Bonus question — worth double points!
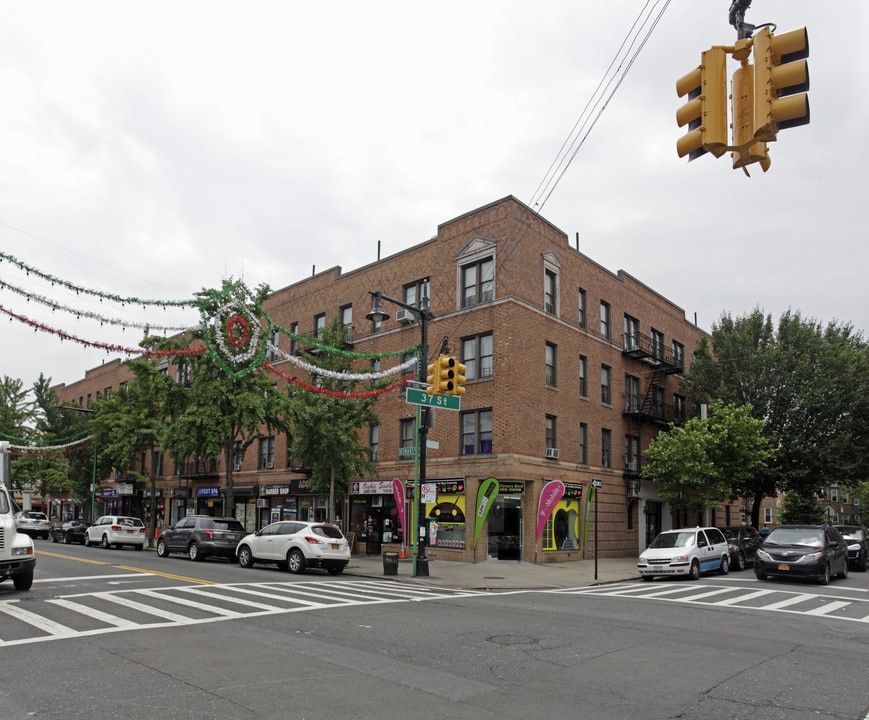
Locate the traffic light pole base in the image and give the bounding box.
[415,556,430,577]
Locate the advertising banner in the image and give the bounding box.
[392,478,406,541]
[473,477,500,547]
[535,480,565,542]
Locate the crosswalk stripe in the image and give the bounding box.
[0,600,77,637]
[48,598,140,629]
[804,600,851,616]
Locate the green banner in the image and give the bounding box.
[583,486,595,546]
[473,477,500,547]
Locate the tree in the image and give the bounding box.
[89,356,173,545]
[643,402,771,525]
[163,282,293,519]
[684,309,869,528]
[0,375,35,491]
[779,492,826,525]
[288,316,380,522]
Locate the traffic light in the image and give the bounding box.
[730,61,770,172]
[425,356,442,395]
[450,359,467,396]
[438,355,457,395]
[752,26,809,143]
[676,47,728,161]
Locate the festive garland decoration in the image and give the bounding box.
[271,321,417,360]
[199,283,269,379]
[9,435,93,456]
[0,278,193,332]
[0,429,89,445]
[0,251,197,308]
[267,345,418,381]
[263,362,415,398]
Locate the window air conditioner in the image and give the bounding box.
[545,448,560,459]
[266,461,274,469]
[395,309,415,324]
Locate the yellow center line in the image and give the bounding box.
[36,550,217,585]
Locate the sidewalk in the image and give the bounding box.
[343,552,639,590]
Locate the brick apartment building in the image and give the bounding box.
[54,195,714,563]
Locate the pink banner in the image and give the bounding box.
[392,478,406,542]
[536,480,565,542]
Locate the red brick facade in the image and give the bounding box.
[55,196,709,562]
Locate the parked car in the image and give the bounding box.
[637,527,730,581]
[833,525,869,572]
[84,515,146,550]
[50,520,92,544]
[236,520,350,575]
[157,515,247,561]
[719,526,763,571]
[754,525,849,585]
[15,511,50,539]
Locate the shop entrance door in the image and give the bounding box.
[487,495,522,560]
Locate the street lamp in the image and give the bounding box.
[366,289,433,577]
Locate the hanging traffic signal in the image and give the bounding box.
[752,26,809,143]
[450,359,467,396]
[425,356,442,395]
[730,61,770,172]
[676,47,728,161]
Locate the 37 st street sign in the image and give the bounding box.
[406,388,461,411]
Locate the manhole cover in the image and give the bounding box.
[482,576,505,580]
[487,635,538,646]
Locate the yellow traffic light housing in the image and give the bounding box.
[753,26,810,142]
[730,62,770,173]
[676,47,728,161]
[450,360,467,396]
[438,355,457,395]
[425,356,442,395]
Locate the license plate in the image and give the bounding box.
[125,529,134,534]
[331,543,339,550]
[777,564,790,571]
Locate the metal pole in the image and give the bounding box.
[594,483,599,581]
[91,443,97,523]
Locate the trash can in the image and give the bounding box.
[382,551,399,576]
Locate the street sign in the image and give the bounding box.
[406,388,461,411]
[591,479,603,489]
[398,447,417,457]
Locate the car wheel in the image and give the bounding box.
[156,539,168,558]
[755,572,767,581]
[237,545,255,568]
[287,549,306,574]
[735,551,746,571]
[818,563,831,585]
[50,533,58,543]
[82,535,90,547]
[859,551,868,572]
[718,555,730,575]
[641,575,654,582]
[688,560,700,580]
[13,569,34,592]
[838,559,848,580]
[188,542,202,562]
[64,533,72,544]
[326,565,345,575]
[101,534,110,549]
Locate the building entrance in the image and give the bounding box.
[487,495,522,560]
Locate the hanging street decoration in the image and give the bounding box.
[1,252,421,398]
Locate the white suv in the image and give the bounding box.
[15,511,50,539]
[84,515,147,550]
[638,527,730,581]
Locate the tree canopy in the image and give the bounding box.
[683,309,869,528]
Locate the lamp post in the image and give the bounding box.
[366,289,433,577]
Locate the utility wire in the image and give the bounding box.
[529,0,671,213]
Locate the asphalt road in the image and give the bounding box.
[2,541,868,720]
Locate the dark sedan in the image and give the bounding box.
[754,525,849,585]
[719,526,762,571]
[50,520,93,544]
[833,525,869,572]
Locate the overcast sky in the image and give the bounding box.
[2,1,866,395]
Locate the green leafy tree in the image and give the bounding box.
[779,492,826,525]
[684,309,869,528]
[0,375,35,491]
[89,356,174,545]
[288,316,380,522]
[644,402,771,525]
[163,282,293,518]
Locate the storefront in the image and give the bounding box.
[485,481,524,560]
[258,479,327,531]
[350,480,403,556]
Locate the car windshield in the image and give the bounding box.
[118,517,143,527]
[214,520,245,532]
[765,528,823,547]
[649,531,696,549]
[835,527,862,541]
[28,513,47,520]
[721,528,736,540]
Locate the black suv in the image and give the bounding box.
[833,525,869,572]
[719,526,763,570]
[157,515,246,562]
[754,524,849,585]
